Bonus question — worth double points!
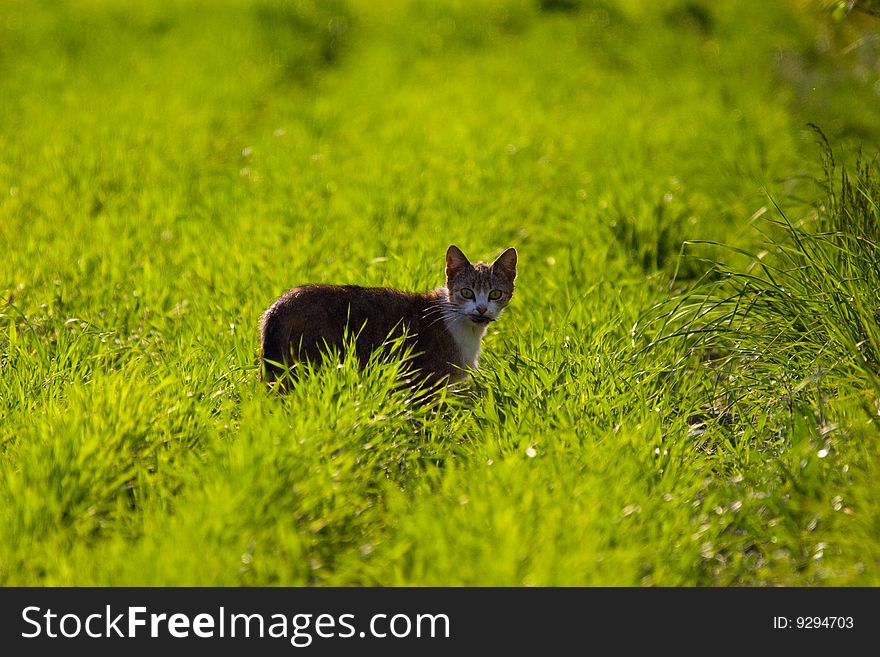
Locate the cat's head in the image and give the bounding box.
[444,245,517,325]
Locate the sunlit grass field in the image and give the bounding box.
[1,0,879,585]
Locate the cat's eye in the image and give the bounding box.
[460,288,475,299]
[488,290,503,301]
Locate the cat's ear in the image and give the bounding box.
[492,247,517,282]
[446,245,472,279]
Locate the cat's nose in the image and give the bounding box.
[476,304,487,314]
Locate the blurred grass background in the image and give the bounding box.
[0,0,878,585]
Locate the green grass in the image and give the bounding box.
[1,0,879,585]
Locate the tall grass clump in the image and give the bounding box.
[654,136,880,417]
[634,137,880,585]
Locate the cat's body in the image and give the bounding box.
[259,245,517,389]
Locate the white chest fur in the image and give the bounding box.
[445,315,487,375]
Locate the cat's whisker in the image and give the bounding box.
[421,306,455,324]
[425,308,460,330]
[421,306,450,320]
[424,313,452,330]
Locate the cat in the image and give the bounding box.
[259,245,517,389]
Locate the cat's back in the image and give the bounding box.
[259,283,442,381]
[264,283,433,327]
